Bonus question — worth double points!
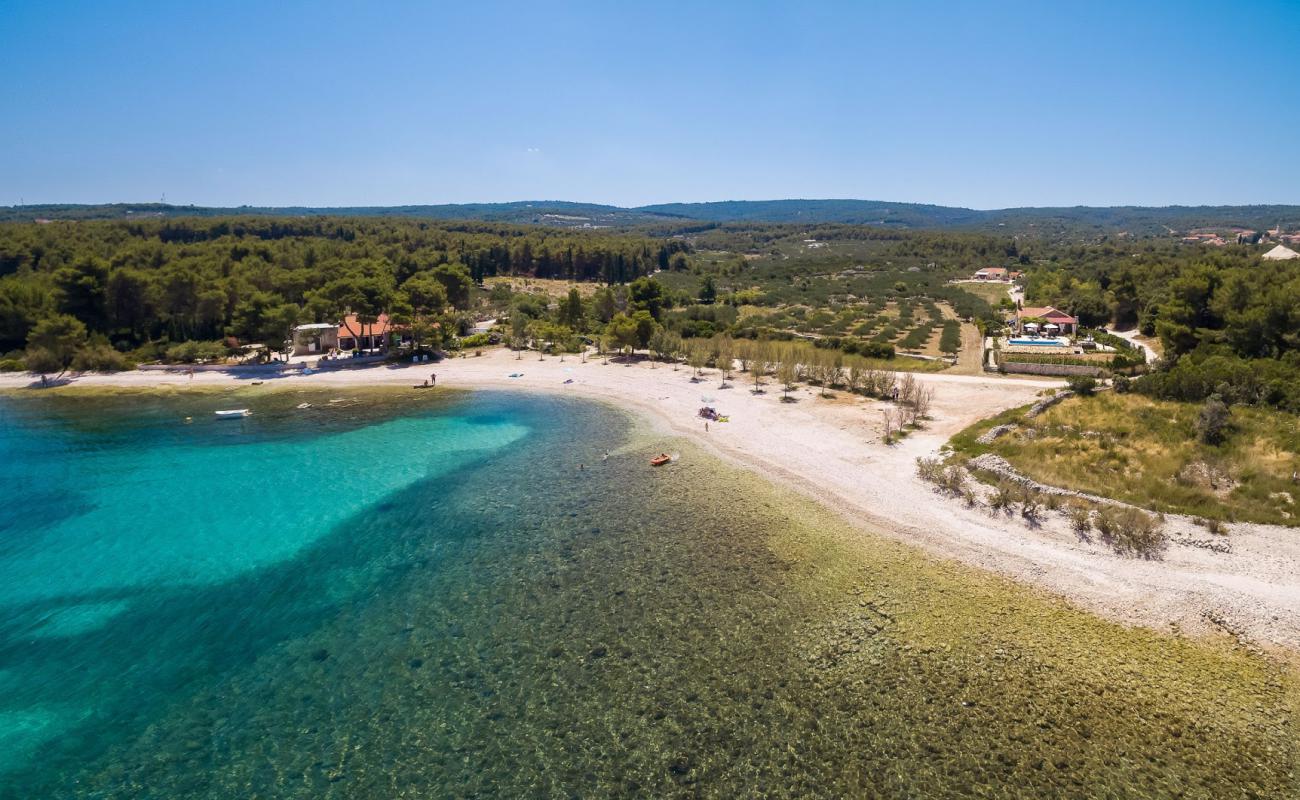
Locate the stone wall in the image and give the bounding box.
[998,361,1105,378]
[967,453,1114,504]
[1025,389,1075,418]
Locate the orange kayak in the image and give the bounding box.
[650,454,671,466]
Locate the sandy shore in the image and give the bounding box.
[4,351,1298,653]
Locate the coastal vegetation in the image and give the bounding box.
[0,217,682,368]
[7,210,1300,437]
[950,392,1300,526]
[915,454,1169,557]
[0,217,1000,375]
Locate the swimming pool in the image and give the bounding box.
[1008,338,1066,346]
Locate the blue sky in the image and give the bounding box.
[1,0,1297,209]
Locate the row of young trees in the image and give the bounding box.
[585,330,933,419]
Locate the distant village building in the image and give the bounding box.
[1262,244,1300,261]
[972,267,1023,281]
[1182,231,1228,246]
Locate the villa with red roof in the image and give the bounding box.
[292,313,409,355]
[972,266,1023,281]
[1013,306,1078,335]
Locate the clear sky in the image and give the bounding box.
[2,0,1297,209]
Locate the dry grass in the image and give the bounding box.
[952,393,1300,526]
[482,276,602,299]
[955,281,1015,306]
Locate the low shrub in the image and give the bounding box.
[164,340,230,364]
[1094,506,1118,538]
[0,358,25,372]
[1021,491,1042,523]
[1095,506,1165,557]
[1068,502,1093,533]
[1195,517,1228,535]
[990,482,1017,514]
[1195,396,1231,445]
[915,457,944,484]
[1067,375,1098,396]
[457,332,493,349]
[70,341,133,372]
[24,348,62,374]
[938,466,968,495]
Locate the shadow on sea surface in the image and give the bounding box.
[0,388,1295,799]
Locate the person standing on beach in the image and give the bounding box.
[430,373,436,386]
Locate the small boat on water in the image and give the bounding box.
[650,453,671,467]
[215,409,251,419]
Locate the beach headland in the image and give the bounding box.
[4,348,1299,656]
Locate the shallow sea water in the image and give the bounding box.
[0,387,1294,798]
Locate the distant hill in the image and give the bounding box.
[0,201,680,227]
[4,199,1299,239]
[636,199,984,227]
[637,200,1300,237]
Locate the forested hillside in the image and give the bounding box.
[1024,243,1300,410]
[0,202,681,226]
[0,217,683,366]
[6,200,1299,241]
[6,211,1299,414]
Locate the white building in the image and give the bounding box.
[1262,244,1300,261]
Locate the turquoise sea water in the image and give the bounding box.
[0,389,554,795]
[0,388,1294,798]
